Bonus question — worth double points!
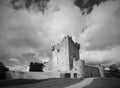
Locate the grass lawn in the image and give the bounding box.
[0,77,120,88]
[0,78,83,88]
[83,77,120,88]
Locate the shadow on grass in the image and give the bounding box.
[0,78,83,88]
[0,79,48,87]
[31,78,83,88]
[83,77,120,88]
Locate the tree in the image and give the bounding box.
[0,62,9,80]
[29,62,45,72]
[109,64,120,77]
[109,64,119,72]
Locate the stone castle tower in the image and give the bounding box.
[6,35,101,79]
[51,35,84,77]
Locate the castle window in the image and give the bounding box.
[57,49,60,52]
[52,46,55,51]
[75,58,77,61]
[73,54,76,58]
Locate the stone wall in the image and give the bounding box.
[68,36,80,70]
[5,36,102,80]
[84,65,101,77]
[51,36,101,78]
[6,65,101,79]
[6,71,60,79]
[52,35,80,72]
[52,36,69,71]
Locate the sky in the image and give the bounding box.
[0,0,120,71]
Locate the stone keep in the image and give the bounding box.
[51,35,84,76]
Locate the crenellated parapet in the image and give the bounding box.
[52,35,81,72]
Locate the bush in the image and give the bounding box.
[0,62,9,80]
[29,62,44,72]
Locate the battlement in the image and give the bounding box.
[52,35,81,71]
[52,35,71,51]
[66,35,80,49]
[51,35,80,51]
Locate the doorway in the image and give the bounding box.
[74,73,77,78]
[65,73,71,78]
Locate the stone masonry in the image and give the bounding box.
[51,35,85,78]
[6,35,102,79]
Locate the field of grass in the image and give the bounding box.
[0,77,120,88]
[83,77,120,88]
[0,78,83,88]
[66,77,120,88]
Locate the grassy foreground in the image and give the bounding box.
[0,78,82,88]
[83,77,120,88]
[0,77,120,88]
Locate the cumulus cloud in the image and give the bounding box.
[0,0,84,67]
[80,1,120,65]
[0,0,120,71]
[9,64,29,72]
[8,58,20,64]
[81,46,120,65]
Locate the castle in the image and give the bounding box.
[6,35,103,79]
[51,35,102,78]
[51,35,84,78]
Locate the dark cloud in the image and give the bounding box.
[0,4,50,66]
[114,7,120,17]
[80,1,120,65]
[74,0,108,14]
[87,30,120,51]
[85,1,120,51]
[10,0,50,13]
[0,0,120,70]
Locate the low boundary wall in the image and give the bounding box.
[6,71,60,79]
[6,65,102,79]
[84,65,101,77]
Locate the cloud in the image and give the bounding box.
[81,46,120,66]
[8,58,20,64]
[80,1,120,65]
[9,64,29,72]
[0,0,120,70]
[80,1,120,50]
[0,0,85,67]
